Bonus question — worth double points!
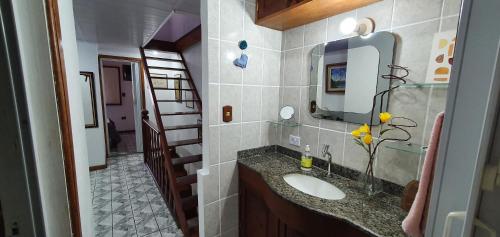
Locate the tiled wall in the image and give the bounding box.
[278,0,460,187]
[202,0,461,236]
[203,0,282,236]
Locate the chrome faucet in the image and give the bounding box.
[322,144,333,177]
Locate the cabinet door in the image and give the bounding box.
[240,181,280,237]
[256,0,307,19]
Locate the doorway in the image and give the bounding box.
[98,55,145,155]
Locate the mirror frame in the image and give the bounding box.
[308,32,396,125]
[80,71,99,128]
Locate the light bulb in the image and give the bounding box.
[340,18,358,35]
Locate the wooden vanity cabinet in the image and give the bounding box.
[255,0,380,31]
[239,164,370,237]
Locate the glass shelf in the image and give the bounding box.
[396,82,449,88]
[384,141,428,155]
[267,120,301,127]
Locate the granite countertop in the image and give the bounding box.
[237,146,408,237]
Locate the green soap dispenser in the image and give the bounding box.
[301,145,312,171]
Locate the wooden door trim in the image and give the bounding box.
[98,54,146,159]
[44,0,81,236]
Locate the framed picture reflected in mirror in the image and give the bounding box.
[325,62,347,93]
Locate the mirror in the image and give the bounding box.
[308,32,395,125]
[280,106,295,120]
[80,71,98,128]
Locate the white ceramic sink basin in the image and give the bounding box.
[283,173,346,200]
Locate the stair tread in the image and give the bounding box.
[169,138,202,147]
[150,76,189,80]
[148,66,186,71]
[166,124,201,130]
[157,99,200,102]
[176,174,197,186]
[172,155,203,166]
[161,112,201,116]
[181,195,198,211]
[145,56,183,63]
[153,87,193,91]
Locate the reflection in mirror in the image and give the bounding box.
[309,32,395,125]
[80,71,98,128]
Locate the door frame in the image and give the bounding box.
[45,0,81,236]
[97,55,145,158]
[425,0,500,235]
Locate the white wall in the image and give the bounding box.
[58,0,95,235]
[77,41,107,167]
[103,61,136,132]
[183,42,202,97]
[11,0,72,236]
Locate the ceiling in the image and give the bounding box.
[73,0,200,47]
[153,12,200,42]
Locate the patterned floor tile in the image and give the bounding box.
[95,224,113,237]
[160,225,183,237]
[91,153,182,237]
[153,210,176,230]
[135,214,159,236]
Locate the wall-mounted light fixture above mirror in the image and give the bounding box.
[308,31,395,125]
[80,71,99,128]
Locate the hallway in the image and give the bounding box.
[90,153,182,237]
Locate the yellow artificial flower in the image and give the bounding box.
[359,123,370,134]
[351,129,361,138]
[379,112,392,123]
[363,134,373,145]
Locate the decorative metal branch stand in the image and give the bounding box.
[357,65,417,196]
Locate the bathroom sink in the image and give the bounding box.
[283,173,346,200]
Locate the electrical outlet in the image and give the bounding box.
[289,135,301,147]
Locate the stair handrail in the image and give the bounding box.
[140,47,191,235]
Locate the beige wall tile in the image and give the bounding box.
[204,165,220,204]
[243,47,263,85]
[220,124,242,162]
[207,0,219,39]
[220,41,242,84]
[209,126,220,165]
[208,39,220,83]
[209,84,219,125]
[392,0,443,27]
[219,85,242,123]
[304,19,327,46]
[242,86,262,122]
[204,201,220,237]
[357,0,394,31]
[263,51,281,86]
[300,126,320,157]
[219,161,238,198]
[393,20,440,83]
[284,26,304,50]
[241,122,261,150]
[443,0,462,16]
[261,87,279,121]
[220,0,243,42]
[220,195,239,232]
[318,129,345,164]
[283,49,303,86]
[375,146,419,186]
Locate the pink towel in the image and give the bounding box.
[402,112,445,237]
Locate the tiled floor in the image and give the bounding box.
[90,153,182,237]
[112,132,137,153]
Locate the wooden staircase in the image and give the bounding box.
[140,46,201,237]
